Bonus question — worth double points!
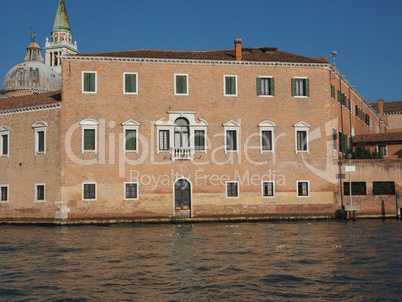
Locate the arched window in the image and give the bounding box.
[174,118,189,148]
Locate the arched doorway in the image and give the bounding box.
[174,178,191,218]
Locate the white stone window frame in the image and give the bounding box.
[174,73,189,96]
[155,111,208,154]
[226,181,239,198]
[377,144,388,157]
[0,184,9,203]
[293,77,308,98]
[258,76,274,97]
[80,119,99,154]
[35,183,46,203]
[223,120,240,154]
[82,71,97,94]
[297,180,310,198]
[32,121,47,155]
[123,72,138,95]
[0,125,10,158]
[122,119,140,154]
[223,75,238,96]
[293,121,310,154]
[259,121,275,153]
[82,182,97,201]
[261,181,275,198]
[124,182,139,200]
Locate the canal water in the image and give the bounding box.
[0,220,401,301]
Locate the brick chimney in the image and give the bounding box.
[377,99,384,116]
[234,38,242,61]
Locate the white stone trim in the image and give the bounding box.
[377,144,388,157]
[122,119,140,154]
[35,183,46,203]
[123,72,138,95]
[174,73,189,95]
[0,184,9,203]
[124,182,139,200]
[257,76,274,97]
[82,182,97,201]
[0,103,60,116]
[0,125,10,158]
[262,181,275,198]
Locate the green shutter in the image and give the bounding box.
[195,130,205,151]
[256,78,261,95]
[225,77,236,95]
[84,129,95,151]
[125,130,136,151]
[38,131,45,152]
[225,77,231,95]
[291,79,296,96]
[125,74,137,93]
[331,85,335,99]
[270,78,275,96]
[230,77,236,95]
[305,79,309,97]
[176,75,187,94]
[84,73,90,91]
[349,137,353,150]
[89,73,95,92]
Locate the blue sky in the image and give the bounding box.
[1,0,401,102]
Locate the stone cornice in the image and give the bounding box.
[0,103,61,116]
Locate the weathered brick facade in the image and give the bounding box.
[1,40,399,221]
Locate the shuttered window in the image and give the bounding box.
[333,128,337,151]
[84,129,96,151]
[194,130,205,151]
[257,77,274,96]
[175,75,188,94]
[331,84,335,99]
[83,72,96,92]
[292,78,309,96]
[125,130,137,151]
[124,73,137,93]
[224,76,237,95]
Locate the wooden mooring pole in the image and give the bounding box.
[396,192,401,219]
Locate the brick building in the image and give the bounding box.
[0,1,399,222]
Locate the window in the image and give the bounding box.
[292,78,309,97]
[226,182,239,198]
[122,119,140,153]
[80,119,99,153]
[174,118,190,148]
[331,84,335,99]
[0,185,8,203]
[333,128,338,151]
[83,183,96,200]
[373,182,395,195]
[224,75,237,96]
[344,182,366,195]
[159,130,170,151]
[175,74,188,95]
[297,181,309,197]
[377,144,388,157]
[339,131,347,154]
[35,184,45,202]
[262,181,274,197]
[226,130,237,151]
[294,121,309,153]
[124,73,138,94]
[0,126,10,157]
[125,182,138,199]
[261,131,273,151]
[82,71,97,93]
[257,77,274,96]
[32,121,47,155]
[194,130,205,151]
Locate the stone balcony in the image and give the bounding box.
[171,147,194,161]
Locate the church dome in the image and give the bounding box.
[1,41,61,95]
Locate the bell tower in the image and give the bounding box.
[44,0,78,74]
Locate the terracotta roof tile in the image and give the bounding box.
[73,47,328,64]
[0,91,61,111]
[370,101,402,113]
[353,132,402,143]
